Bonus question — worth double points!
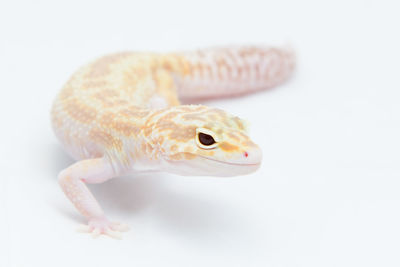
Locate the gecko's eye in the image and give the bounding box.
[199,133,215,146]
[196,128,218,149]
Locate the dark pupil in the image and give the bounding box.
[198,132,216,146]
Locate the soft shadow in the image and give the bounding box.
[92,175,249,243]
[152,190,248,243]
[91,175,246,236]
[91,174,162,214]
[46,143,75,176]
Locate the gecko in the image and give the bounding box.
[51,46,295,239]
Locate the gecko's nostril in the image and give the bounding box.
[244,151,249,158]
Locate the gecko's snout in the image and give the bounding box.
[242,145,262,166]
[226,144,262,167]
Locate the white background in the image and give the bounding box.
[1,0,400,266]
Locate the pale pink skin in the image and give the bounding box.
[52,46,295,238]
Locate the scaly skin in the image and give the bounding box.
[51,46,295,238]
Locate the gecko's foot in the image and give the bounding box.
[77,216,130,239]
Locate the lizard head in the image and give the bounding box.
[146,105,262,176]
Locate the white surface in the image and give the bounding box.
[1,0,400,266]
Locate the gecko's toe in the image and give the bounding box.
[77,217,129,239]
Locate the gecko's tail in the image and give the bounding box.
[172,45,295,101]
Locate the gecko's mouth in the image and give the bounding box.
[196,154,261,167]
[162,152,261,177]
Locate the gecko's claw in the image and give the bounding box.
[76,217,128,239]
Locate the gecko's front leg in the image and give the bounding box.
[58,157,129,239]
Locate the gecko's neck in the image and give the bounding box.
[111,106,179,174]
